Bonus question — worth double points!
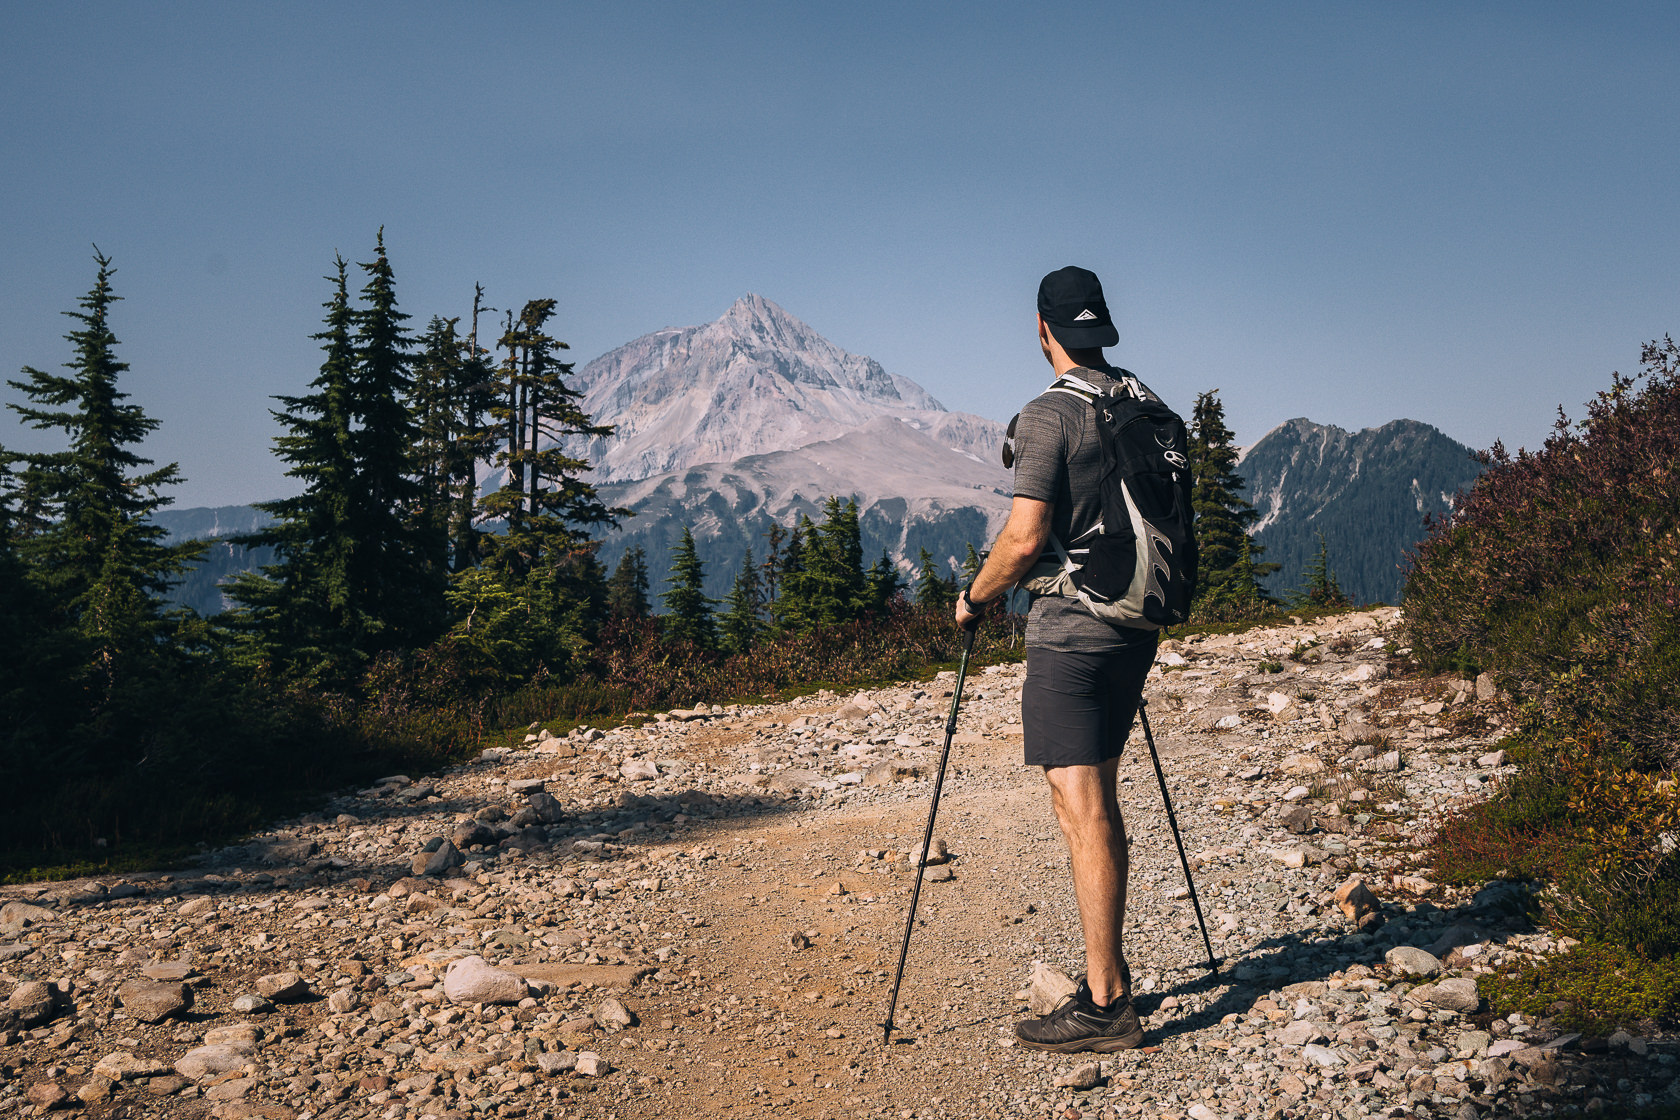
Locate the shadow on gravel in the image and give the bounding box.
[1134,879,1537,1042]
[28,778,812,908]
[1127,882,1680,1116]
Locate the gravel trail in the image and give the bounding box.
[3,608,1676,1119]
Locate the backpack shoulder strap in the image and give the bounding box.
[1043,373,1102,401]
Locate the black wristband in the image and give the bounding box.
[962,585,990,610]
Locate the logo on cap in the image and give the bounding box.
[1073,309,1098,321]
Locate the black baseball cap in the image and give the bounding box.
[1037,266,1118,349]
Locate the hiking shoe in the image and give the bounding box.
[1014,981,1144,1053]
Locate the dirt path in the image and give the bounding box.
[4,610,1677,1120]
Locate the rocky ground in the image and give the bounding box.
[3,608,1677,1120]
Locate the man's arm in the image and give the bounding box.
[954,496,1053,628]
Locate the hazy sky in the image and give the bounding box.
[4,3,1677,507]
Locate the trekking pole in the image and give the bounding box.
[882,622,978,1046]
[1137,697,1221,973]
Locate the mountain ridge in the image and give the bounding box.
[1236,416,1483,606]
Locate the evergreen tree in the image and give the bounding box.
[447,285,501,571]
[1189,389,1277,614]
[411,313,466,574]
[0,449,55,733]
[479,298,623,577]
[760,522,787,602]
[6,251,205,701]
[720,547,765,653]
[865,549,905,614]
[606,547,652,620]
[661,527,717,649]
[777,498,867,631]
[960,542,983,586]
[346,229,439,648]
[914,547,957,609]
[767,520,807,631]
[1294,532,1349,609]
[226,257,359,676]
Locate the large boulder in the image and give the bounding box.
[443,955,527,1006]
[117,979,192,1023]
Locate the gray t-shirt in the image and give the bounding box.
[1011,365,1159,653]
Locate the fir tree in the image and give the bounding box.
[1294,532,1349,609]
[760,522,787,602]
[226,257,359,676]
[479,298,623,577]
[777,498,867,631]
[767,521,807,631]
[914,547,957,609]
[411,313,465,573]
[865,549,905,614]
[662,527,717,649]
[606,547,652,620]
[720,547,765,653]
[346,229,439,649]
[6,250,205,701]
[1189,389,1277,615]
[960,542,983,586]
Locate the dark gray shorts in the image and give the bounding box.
[1021,640,1158,768]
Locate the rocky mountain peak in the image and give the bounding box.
[557,296,961,484]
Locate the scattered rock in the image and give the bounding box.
[595,997,636,1030]
[0,901,57,925]
[574,1050,610,1077]
[94,1052,172,1081]
[1028,962,1078,1015]
[27,1082,70,1110]
[411,839,465,877]
[1053,1062,1102,1089]
[254,971,311,1002]
[443,955,527,1005]
[116,979,192,1023]
[5,980,58,1027]
[1384,945,1443,977]
[229,994,273,1014]
[176,1044,255,1081]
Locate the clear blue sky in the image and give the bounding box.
[4,2,1676,507]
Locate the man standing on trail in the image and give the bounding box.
[955,266,1177,1053]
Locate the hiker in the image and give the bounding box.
[956,265,1193,1052]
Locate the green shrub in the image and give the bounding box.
[1404,338,1680,768]
[1478,942,1680,1034]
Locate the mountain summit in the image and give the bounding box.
[565,295,994,484]
[570,296,1010,593]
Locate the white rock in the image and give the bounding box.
[619,758,660,781]
[443,955,528,1005]
[175,1044,254,1081]
[1027,962,1078,1014]
[1282,786,1311,802]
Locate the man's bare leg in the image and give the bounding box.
[1044,757,1129,1007]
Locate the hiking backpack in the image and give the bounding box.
[1016,371,1197,629]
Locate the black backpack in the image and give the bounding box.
[1018,371,1198,629]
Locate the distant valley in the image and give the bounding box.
[154,297,1482,614]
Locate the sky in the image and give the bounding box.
[3,2,1678,508]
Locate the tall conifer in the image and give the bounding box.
[606,547,652,620]
[720,547,765,653]
[661,527,717,649]
[1189,389,1277,615]
[6,251,204,700]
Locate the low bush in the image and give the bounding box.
[1478,943,1680,1035]
[1405,338,1680,768]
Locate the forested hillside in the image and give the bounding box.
[1237,418,1483,605]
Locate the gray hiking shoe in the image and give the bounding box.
[1013,980,1144,1053]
